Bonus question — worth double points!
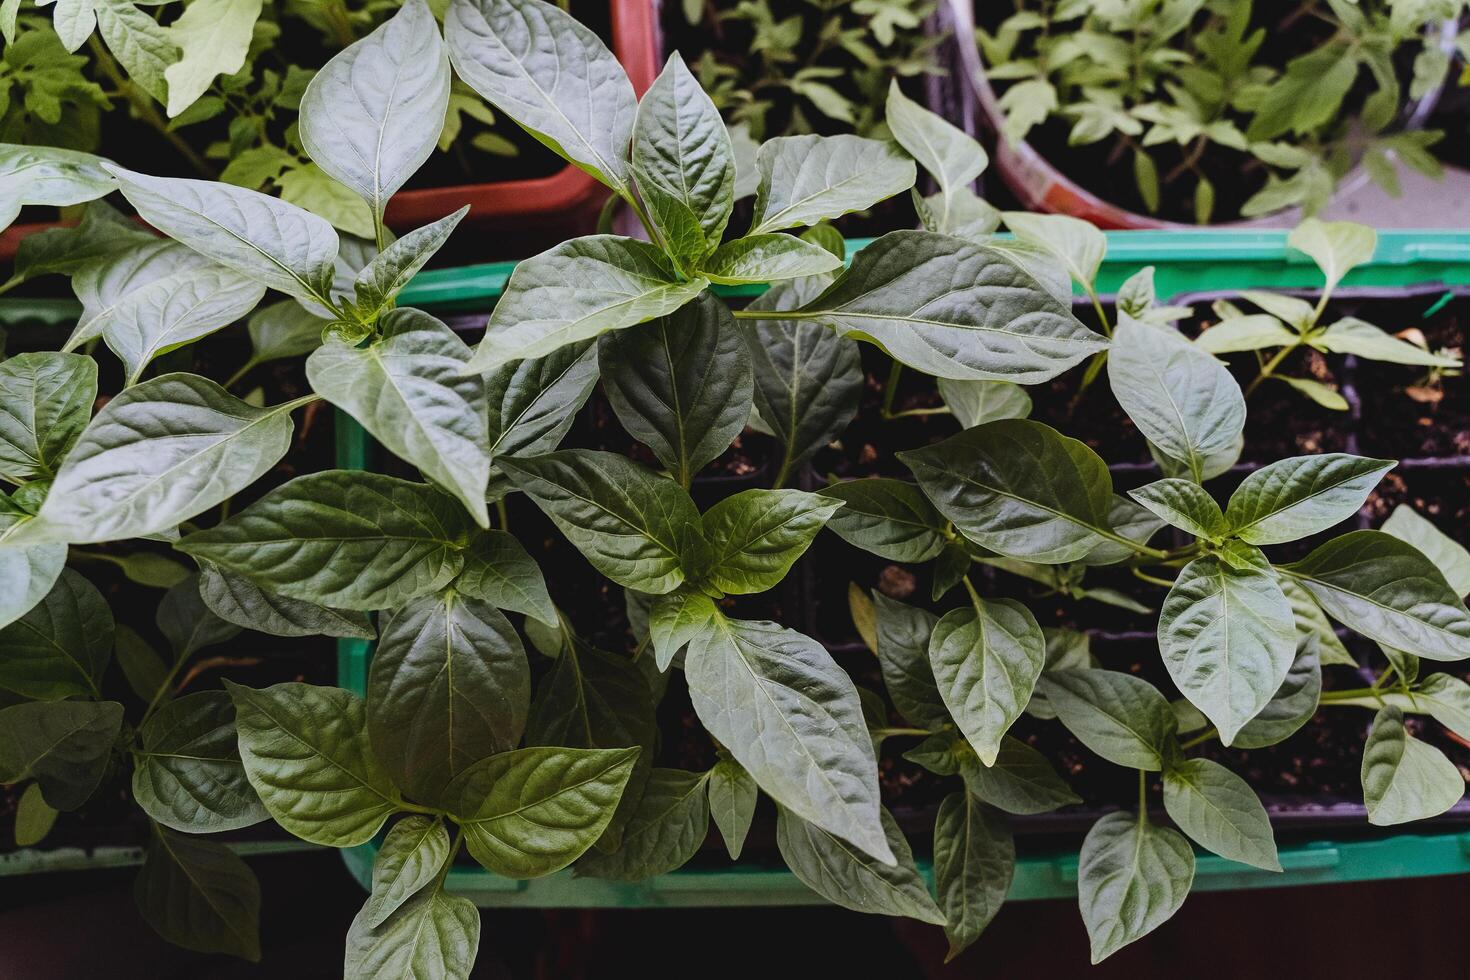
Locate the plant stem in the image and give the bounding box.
[1180,728,1217,750]
[961,574,983,612]
[1244,344,1297,398]
[879,361,903,419]
[87,37,214,179]
[223,358,260,391]
[1319,687,1387,704]
[871,727,932,738]
[1087,287,1111,339]
[1137,768,1147,820]
[0,275,23,298]
[1131,567,1177,589]
[495,498,510,532]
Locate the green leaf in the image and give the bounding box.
[1383,505,1470,598]
[1288,218,1375,294]
[1039,669,1177,770]
[885,81,987,236]
[0,352,96,483]
[1108,319,1244,482]
[598,292,751,485]
[700,489,840,594]
[821,478,946,563]
[101,265,266,385]
[197,561,375,639]
[1226,454,1395,545]
[133,690,267,834]
[499,450,701,594]
[353,209,469,321]
[1233,632,1323,748]
[0,569,111,700]
[707,756,757,859]
[1315,317,1461,368]
[12,376,293,545]
[180,471,473,611]
[632,52,734,267]
[14,782,59,847]
[1195,314,1297,355]
[686,616,890,863]
[928,599,1045,765]
[742,277,862,484]
[156,574,237,661]
[94,0,176,103]
[465,236,707,371]
[445,0,635,194]
[1078,812,1195,963]
[1361,705,1464,825]
[873,592,948,731]
[484,340,600,494]
[648,591,718,670]
[936,378,1031,429]
[360,816,450,929]
[13,200,153,283]
[446,745,639,877]
[1000,211,1106,291]
[795,230,1105,382]
[577,768,709,879]
[277,163,376,239]
[135,825,261,962]
[369,591,529,803]
[163,0,262,117]
[1240,290,1316,329]
[934,792,1013,961]
[900,419,1114,564]
[309,308,490,526]
[0,699,122,809]
[956,735,1081,815]
[227,681,400,846]
[1160,551,1296,744]
[1279,375,1350,411]
[1128,479,1227,539]
[749,134,915,235]
[66,242,217,352]
[700,234,842,285]
[0,145,116,230]
[1281,577,1356,668]
[101,552,192,589]
[344,879,478,980]
[1281,530,1470,661]
[299,0,448,222]
[114,624,167,701]
[777,805,944,922]
[1163,757,1280,871]
[1077,495,1167,567]
[104,166,339,307]
[453,530,556,626]
[0,519,66,633]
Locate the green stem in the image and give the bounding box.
[1095,527,1170,561]
[1137,768,1147,821]
[1180,728,1217,750]
[223,358,261,391]
[961,574,982,612]
[1319,687,1387,704]
[1087,287,1111,338]
[1244,344,1298,398]
[871,727,932,738]
[141,653,190,726]
[495,498,510,532]
[0,275,23,298]
[88,37,214,179]
[1131,567,1177,589]
[880,361,903,419]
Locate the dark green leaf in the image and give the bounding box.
[1226,454,1394,545]
[821,479,946,562]
[1078,812,1194,963]
[0,699,123,810]
[929,600,1045,765]
[133,690,267,833]
[776,806,945,923]
[135,825,261,961]
[934,792,1013,961]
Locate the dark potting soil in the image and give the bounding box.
[1352,293,1469,459]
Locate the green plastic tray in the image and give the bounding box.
[327,228,1470,907]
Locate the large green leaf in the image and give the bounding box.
[1108,319,1244,482]
[95,0,176,103]
[1038,669,1177,770]
[707,756,757,859]
[0,516,66,632]
[1000,211,1106,291]
[699,234,842,285]
[1281,530,1470,661]
[928,600,1045,765]
[498,450,701,594]
[466,236,707,371]
[1226,454,1394,545]
[577,768,710,879]
[308,308,490,526]
[631,52,734,267]
[133,690,268,834]
[65,241,217,352]
[0,352,96,484]
[648,590,718,670]
[134,825,261,962]
[1289,218,1375,294]
[227,681,400,846]
[1316,317,1462,368]
[934,792,1013,961]
[792,231,1105,382]
[1127,479,1227,540]
[105,167,339,307]
[776,805,945,923]
[1159,551,1296,745]
[352,210,468,322]
[299,0,449,225]
[1382,505,1470,598]
[955,734,1081,815]
[161,0,261,117]
[0,568,111,700]
[103,264,265,385]
[445,0,635,194]
[741,275,862,485]
[685,616,890,862]
[21,375,296,545]
[157,573,242,659]
[359,816,450,929]
[179,471,474,611]
[369,591,529,803]
[936,378,1031,429]
[1162,757,1280,871]
[1232,632,1322,749]
[446,745,639,877]
[1280,576,1355,667]
[598,292,751,485]
[0,144,116,230]
[1361,705,1464,825]
[700,489,840,594]
[12,200,153,284]
[1078,812,1195,963]
[452,530,556,626]
[873,592,947,731]
[344,880,478,980]
[748,134,915,235]
[197,561,375,639]
[900,419,1114,564]
[821,479,946,563]
[483,340,599,498]
[0,699,123,810]
[885,81,987,237]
